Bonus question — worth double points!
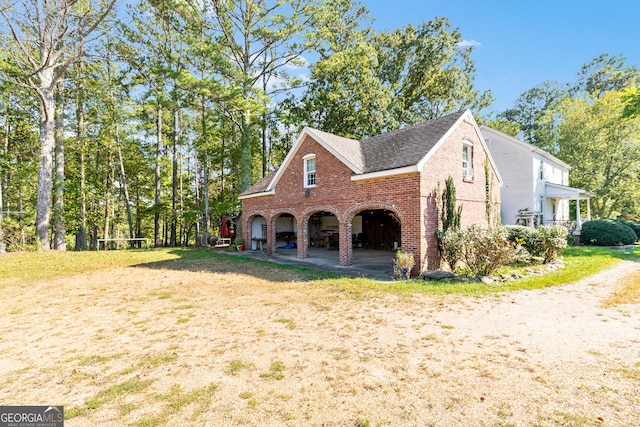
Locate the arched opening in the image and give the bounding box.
[352,209,402,261]
[308,211,340,250]
[273,213,297,252]
[248,214,267,251]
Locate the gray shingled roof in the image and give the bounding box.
[360,110,465,173]
[240,110,467,196]
[306,128,364,172]
[240,171,276,197]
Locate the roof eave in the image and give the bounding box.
[238,189,276,200]
[351,165,420,181]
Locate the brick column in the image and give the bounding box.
[339,220,352,266]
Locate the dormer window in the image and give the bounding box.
[303,154,316,188]
[462,142,473,179]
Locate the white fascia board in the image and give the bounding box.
[265,128,311,192]
[351,165,419,181]
[266,127,362,192]
[238,189,276,200]
[423,111,504,186]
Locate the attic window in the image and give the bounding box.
[462,141,473,179]
[303,154,316,188]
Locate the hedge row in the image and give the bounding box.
[581,219,639,246]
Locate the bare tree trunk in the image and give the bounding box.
[103,163,112,250]
[204,158,210,245]
[75,71,87,250]
[170,107,178,247]
[116,136,134,247]
[36,83,56,250]
[53,85,66,250]
[106,54,134,248]
[0,92,8,253]
[155,105,162,247]
[194,151,200,245]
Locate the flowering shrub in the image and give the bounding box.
[461,225,516,277]
[505,225,543,257]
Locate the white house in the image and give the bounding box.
[480,126,593,233]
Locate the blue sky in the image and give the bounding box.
[365,0,640,115]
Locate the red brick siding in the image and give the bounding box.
[242,123,501,273]
[419,119,501,268]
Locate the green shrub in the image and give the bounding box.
[536,225,568,263]
[437,228,465,271]
[616,219,640,241]
[461,225,516,277]
[504,225,542,257]
[581,220,637,246]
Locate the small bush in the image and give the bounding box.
[461,225,516,277]
[505,225,542,257]
[393,250,415,279]
[536,225,568,263]
[581,220,637,246]
[437,228,465,271]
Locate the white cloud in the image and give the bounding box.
[458,39,482,48]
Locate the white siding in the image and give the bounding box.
[481,127,572,225]
[485,135,534,225]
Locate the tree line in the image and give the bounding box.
[0,1,638,252]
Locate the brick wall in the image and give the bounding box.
[241,121,501,273]
[419,119,501,268]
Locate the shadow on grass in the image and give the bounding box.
[132,247,341,283]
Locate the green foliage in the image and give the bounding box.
[536,225,569,263]
[1,216,38,252]
[622,87,640,118]
[441,176,461,233]
[617,219,640,240]
[498,80,567,146]
[505,225,543,257]
[437,228,465,271]
[581,219,637,246]
[540,91,640,218]
[297,13,491,139]
[482,118,521,137]
[572,54,640,97]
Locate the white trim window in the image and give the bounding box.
[462,142,473,179]
[303,154,316,188]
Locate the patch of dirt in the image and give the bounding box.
[0,260,639,426]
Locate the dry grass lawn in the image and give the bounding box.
[0,252,639,426]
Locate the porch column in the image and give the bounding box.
[586,198,591,221]
[575,198,582,232]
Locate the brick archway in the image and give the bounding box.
[244,212,269,251]
[347,203,405,268]
[301,207,345,263]
[270,210,299,255]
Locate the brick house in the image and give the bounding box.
[239,110,502,274]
